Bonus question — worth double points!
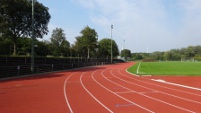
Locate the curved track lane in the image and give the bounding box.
[1,62,201,113]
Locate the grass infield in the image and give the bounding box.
[127,61,201,76]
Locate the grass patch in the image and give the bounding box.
[127,61,201,76]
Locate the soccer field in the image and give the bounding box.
[128,61,201,76]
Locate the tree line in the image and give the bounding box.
[132,45,201,61]
[5,0,200,61]
[0,26,121,58]
[1,0,131,59]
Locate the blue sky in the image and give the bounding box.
[39,0,201,53]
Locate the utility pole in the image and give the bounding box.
[31,0,35,73]
[111,25,113,64]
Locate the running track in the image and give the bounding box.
[0,62,201,113]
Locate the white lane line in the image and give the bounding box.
[108,70,195,113]
[126,63,139,76]
[115,91,133,94]
[93,70,154,113]
[64,73,77,113]
[152,79,201,91]
[136,62,141,74]
[114,70,201,105]
[115,103,135,107]
[80,72,114,113]
[121,68,201,97]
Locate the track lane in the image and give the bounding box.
[114,69,201,105]
[115,62,201,112]
[101,69,195,113]
[79,70,151,113]
[0,72,71,113]
[110,69,201,112]
[121,63,201,95]
[1,62,201,113]
[64,70,109,113]
[118,63,201,98]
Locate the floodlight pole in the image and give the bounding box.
[111,25,113,64]
[31,0,35,73]
[124,39,125,60]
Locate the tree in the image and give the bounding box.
[132,53,143,60]
[186,46,195,57]
[150,51,164,60]
[50,28,70,56]
[98,38,119,58]
[0,0,51,55]
[34,40,49,56]
[17,37,32,55]
[72,26,98,58]
[121,49,131,60]
[0,36,12,55]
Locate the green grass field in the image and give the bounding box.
[127,62,201,76]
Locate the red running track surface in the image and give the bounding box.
[0,62,201,113]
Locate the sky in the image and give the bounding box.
[38,0,201,53]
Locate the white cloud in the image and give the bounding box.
[178,0,201,46]
[88,0,171,52]
[72,0,201,52]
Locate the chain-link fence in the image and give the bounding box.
[0,57,124,78]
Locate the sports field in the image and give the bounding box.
[128,61,201,76]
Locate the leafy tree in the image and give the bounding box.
[98,38,119,58]
[97,38,110,58]
[71,38,83,58]
[134,54,143,60]
[50,28,70,56]
[163,51,171,60]
[69,44,77,57]
[150,51,164,60]
[72,26,98,58]
[121,49,131,60]
[17,37,32,55]
[0,0,51,55]
[17,38,51,56]
[34,40,49,56]
[0,36,12,55]
[194,45,201,55]
[44,40,54,56]
[186,46,195,57]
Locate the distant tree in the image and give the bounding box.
[72,26,98,58]
[50,28,70,56]
[134,54,143,60]
[0,0,51,55]
[186,46,195,57]
[98,38,119,58]
[194,45,201,55]
[121,49,131,60]
[150,51,164,60]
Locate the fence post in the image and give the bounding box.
[37,65,39,73]
[17,66,20,76]
[52,64,54,71]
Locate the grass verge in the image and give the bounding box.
[127,61,201,76]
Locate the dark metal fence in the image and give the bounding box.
[0,57,124,78]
